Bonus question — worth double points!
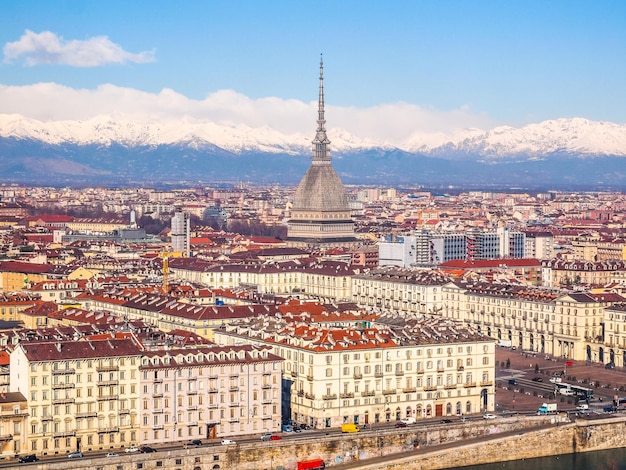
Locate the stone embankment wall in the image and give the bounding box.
[27,415,626,470]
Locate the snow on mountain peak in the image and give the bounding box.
[0,113,625,158]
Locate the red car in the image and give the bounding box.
[270,435,282,440]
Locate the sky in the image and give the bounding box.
[0,0,625,144]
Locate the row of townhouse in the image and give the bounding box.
[168,258,357,302]
[347,266,626,365]
[6,336,282,458]
[76,290,280,341]
[214,314,495,429]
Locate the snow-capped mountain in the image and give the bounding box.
[1,113,626,188]
[424,118,626,159]
[1,113,625,158]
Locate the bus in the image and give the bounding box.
[570,384,594,401]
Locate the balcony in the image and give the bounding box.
[423,386,437,392]
[208,403,218,409]
[41,415,54,421]
[52,382,75,390]
[297,390,304,397]
[416,369,425,374]
[0,434,12,442]
[152,425,164,430]
[208,388,218,394]
[119,409,130,415]
[52,368,75,375]
[262,415,272,420]
[464,382,477,388]
[187,405,198,411]
[97,380,119,387]
[75,412,97,419]
[436,368,445,373]
[480,381,493,387]
[53,430,76,438]
[187,390,198,395]
[402,387,416,393]
[374,372,383,378]
[290,371,298,378]
[187,422,198,427]
[229,402,240,407]
[305,393,315,400]
[361,390,375,397]
[154,409,164,414]
[262,371,272,376]
[340,392,354,399]
[353,373,363,380]
[152,393,164,398]
[228,386,239,392]
[228,418,239,423]
[262,384,272,389]
[262,399,273,405]
[306,375,314,381]
[97,427,119,434]
[153,378,163,384]
[444,384,457,390]
[97,365,119,373]
[382,389,396,395]
[97,395,119,401]
[229,375,239,380]
[52,398,75,405]
[322,394,337,401]
[394,370,404,377]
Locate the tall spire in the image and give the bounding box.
[312,54,331,163]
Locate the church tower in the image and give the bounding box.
[286,57,356,247]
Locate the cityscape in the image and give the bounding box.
[1,2,626,470]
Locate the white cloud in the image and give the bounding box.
[3,30,155,67]
[0,82,495,143]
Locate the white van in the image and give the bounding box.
[400,417,416,425]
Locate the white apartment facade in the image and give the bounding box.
[215,315,495,429]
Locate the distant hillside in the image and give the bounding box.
[1,114,625,190]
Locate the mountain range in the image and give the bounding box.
[1,114,625,190]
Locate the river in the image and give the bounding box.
[448,447,626,470]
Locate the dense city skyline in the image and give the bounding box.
[1,0,625,145]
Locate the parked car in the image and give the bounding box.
[281,424,294,432]
[125,445,140,453]
[221,439,236,445]
[483,414,497,419]
[106,452,119,457]
[18,455,38,463]
[532,377,543,382]
[508,379,517,385]
[67,451,83,459]
[188,439,203,446]
[270,435,282,440]
[395,421,407,428]
[606,362,616,369]
[441,418,453,423]
[140,445,157,453]
[293,424,302,433]
[260,433,273,441]
[299,423,311,430]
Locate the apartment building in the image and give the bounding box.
[441,282,618,361]
[0,391,28,458]
[10,337,143,456]
[138,345,282,445]
[351,267,449,315]
[215,314,494,429]
[169,258,358,302]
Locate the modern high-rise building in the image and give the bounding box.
[286,58,356,247]
[171,209,190,256]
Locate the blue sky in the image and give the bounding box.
[0,0,624,142]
